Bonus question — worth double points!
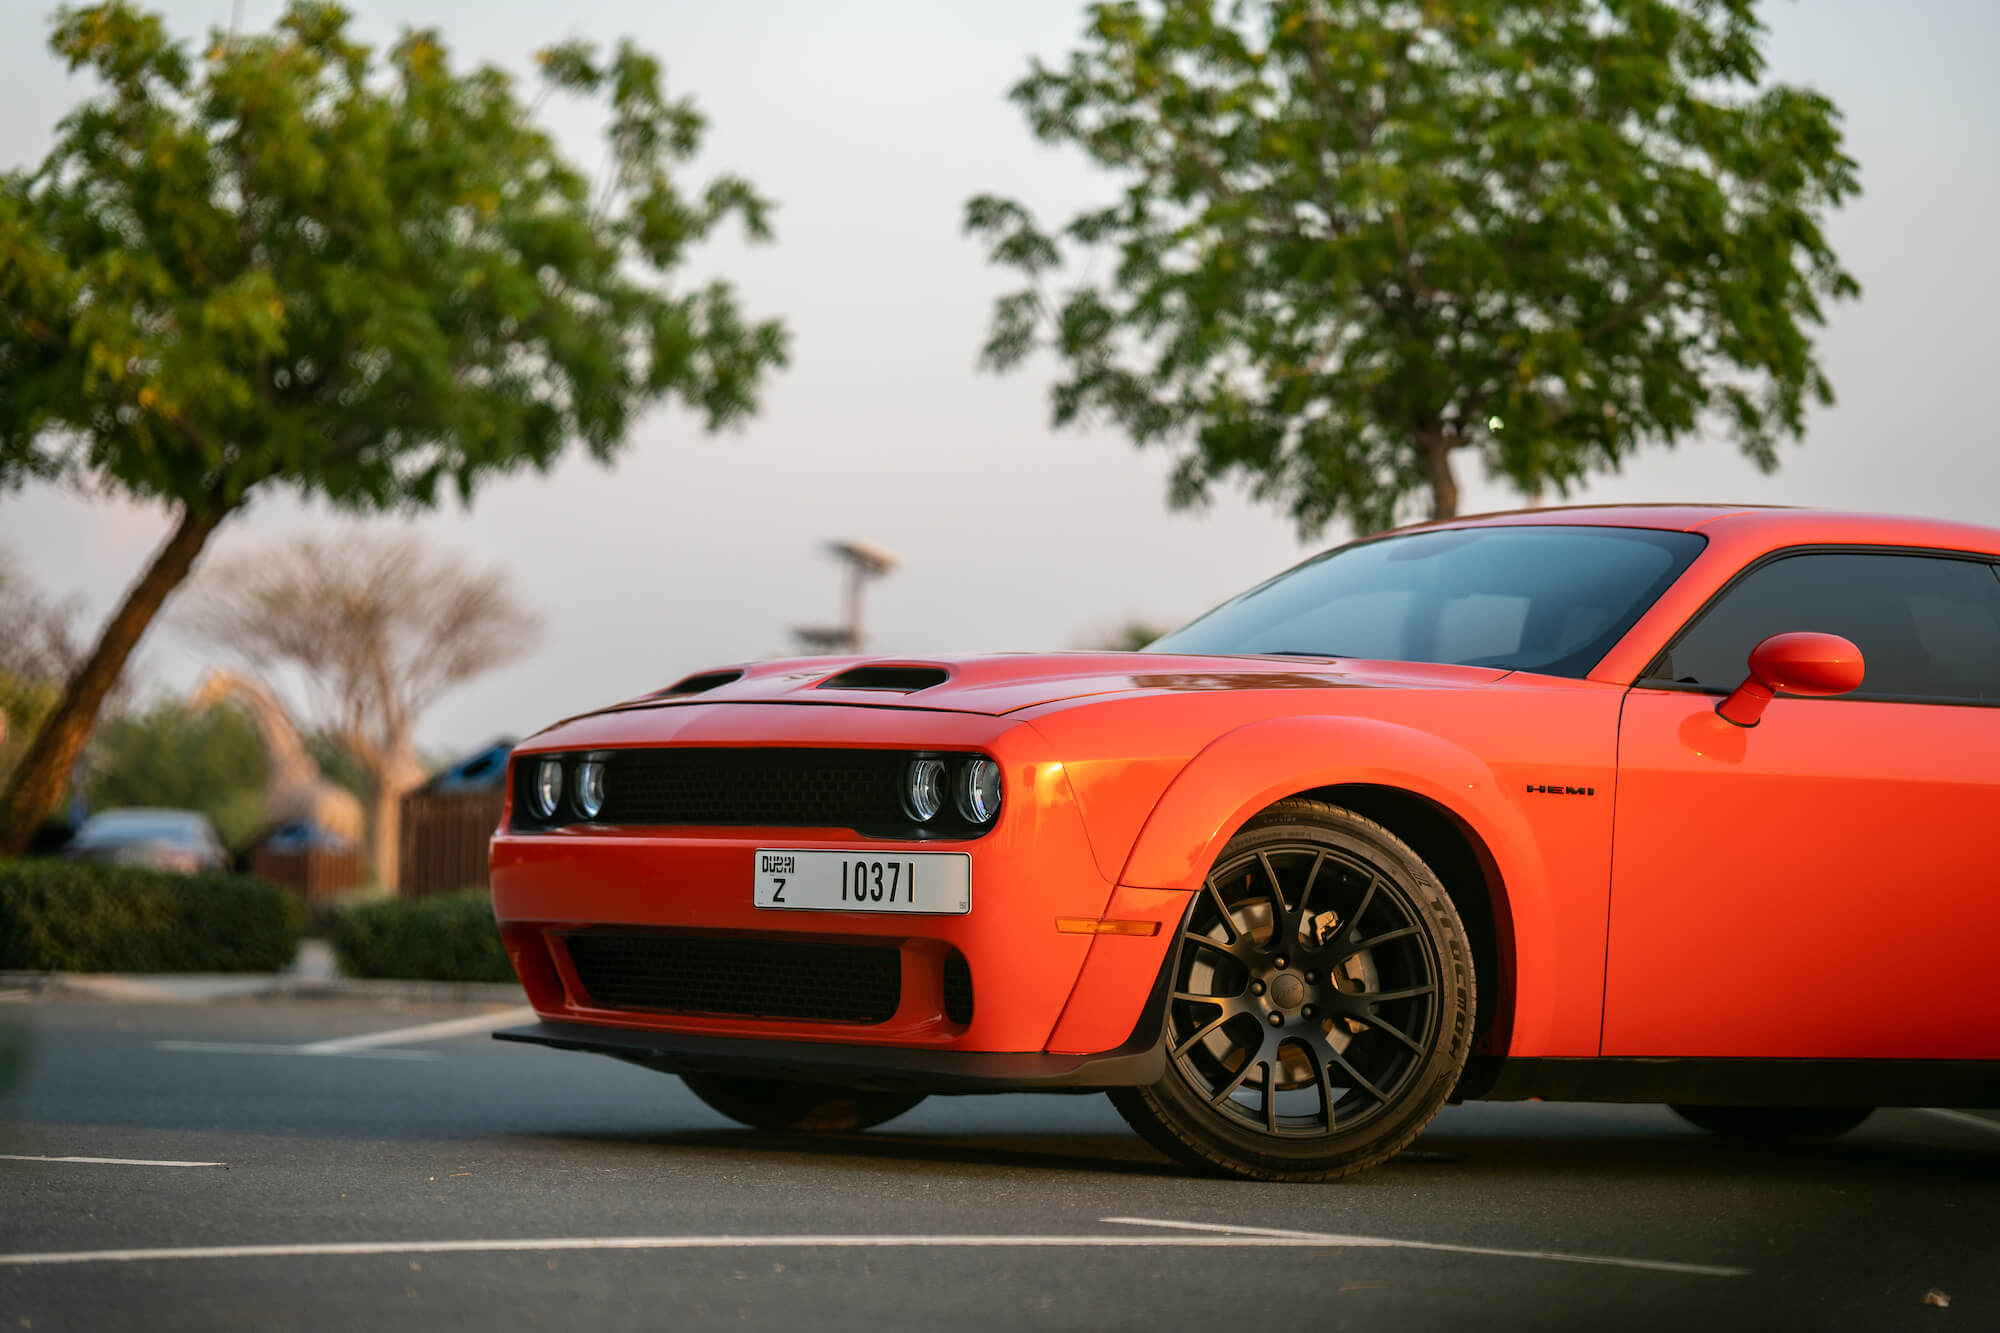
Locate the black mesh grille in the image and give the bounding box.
[564,932,901,1024]
[600,748,905,830]
[513,747,996,837]
[943,950,973,1025]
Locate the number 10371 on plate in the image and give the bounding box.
[753,849,971,915]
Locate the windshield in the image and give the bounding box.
[1148,525,1706,677]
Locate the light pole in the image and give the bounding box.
[792,539,899,654]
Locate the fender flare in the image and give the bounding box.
[1114,714,1559,1054]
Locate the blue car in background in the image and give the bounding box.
[62,808,229,875]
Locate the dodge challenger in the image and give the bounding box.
[491,505,2000,1180]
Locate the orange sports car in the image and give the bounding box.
[491,505,2000,1180]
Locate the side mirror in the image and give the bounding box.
[1716,632,1865,728]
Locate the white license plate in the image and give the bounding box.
[753,849,970,915]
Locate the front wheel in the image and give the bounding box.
[1111,800,1475,1182]
[1670,1105,1873,1140]
[681,1074,925,1133]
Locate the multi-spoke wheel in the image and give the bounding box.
[1111,799,1474,1181]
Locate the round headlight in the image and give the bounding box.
[904,758,947,823]
[532,758,564,819]
[955,757,1002,825]
[575,758,607,819]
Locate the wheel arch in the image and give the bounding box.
[1115,715,1552,1056]
[1294,784,1514,1056]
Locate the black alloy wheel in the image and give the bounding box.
[1670,1105,1874,1140]
[1111,800,1475,1181]
[680,1074,925,1133]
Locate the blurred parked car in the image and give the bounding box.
[62,808,229,874]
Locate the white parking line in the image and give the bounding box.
[154,1041,440,1061]
[298,1007,536,1053]
[1102,1217,1747,1277]
[153,1006,535,1061]
[0,1154,223,1168]
[1921,1108,2000,1137]
[0,1230,1749,1274]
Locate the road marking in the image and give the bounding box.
[0,988,31,1002]
[1921,1108,2000,1137]
[154,1041,440,1062]
[153,1007,534,1061]
[298,1007,536,1053]
[0,1155,223,1168]
[1101,1217,1748,1278]
[0,1230,1748,1274]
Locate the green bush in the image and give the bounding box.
[330,888,514,983]
[0,859,302,972]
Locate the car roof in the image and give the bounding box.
[1394,504,2000,554]
[73,808,213,840]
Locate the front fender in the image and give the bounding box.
[1113,715,1561,1055]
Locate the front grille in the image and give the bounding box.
[512,747,997,837]
[564,931,902,1024]
[600,748,902,828]
[943,950,974,1025]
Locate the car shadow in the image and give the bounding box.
[518,1124,1191,1177]
[514,1111,2000,1189]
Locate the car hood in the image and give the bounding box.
[581,652,1512,722]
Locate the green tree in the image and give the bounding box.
[87,694,268,849]
[0,2,788,853]
[967,0,1858,536]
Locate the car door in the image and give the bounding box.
[1603,548,2000,1060]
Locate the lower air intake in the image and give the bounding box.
[564,932,901,1025]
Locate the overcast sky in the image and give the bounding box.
[2,0,1996,754]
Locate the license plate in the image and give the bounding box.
[753,849,970,915]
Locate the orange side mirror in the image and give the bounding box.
[1716,632,1865,728]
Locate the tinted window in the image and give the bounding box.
[1650,552,2000,701]
[1149,526,1706,677]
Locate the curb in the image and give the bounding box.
[0,970,525,1007]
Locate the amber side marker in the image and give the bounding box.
[1054,918,1161,937]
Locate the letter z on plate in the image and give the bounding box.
[754,849,970,915]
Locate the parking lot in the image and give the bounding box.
[1,989,1993,1331]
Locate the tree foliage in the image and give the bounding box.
[0,2,787,849]
[86,694,268,848]
[967,0,1858,535]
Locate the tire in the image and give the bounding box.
[1670,1105,1873,1140]
[1111,799,1475,1182]
[680,1074,925,1133]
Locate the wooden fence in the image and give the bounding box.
[247,845,363,905]
[398,787,506,898]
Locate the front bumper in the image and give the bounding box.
[494,960,1169,1093]
[490,704,1187,1063]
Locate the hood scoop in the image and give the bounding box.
[816,664,950,693]
[655,668,744,697]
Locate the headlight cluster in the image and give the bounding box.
[903,755,1002,828]
[527,754,610,821]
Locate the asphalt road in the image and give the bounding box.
[0,991,1993,1332]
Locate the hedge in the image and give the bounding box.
[0,859,303,973]
[330,888,515,983]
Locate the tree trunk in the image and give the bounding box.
[370,778,402,893]
[0,496,236,854]
[1419,432,1459,520]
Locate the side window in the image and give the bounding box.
[1649,552,2000,702]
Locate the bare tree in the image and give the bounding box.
[0,548,84,779]
[0,547,83,686]
[183,531,541,889]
